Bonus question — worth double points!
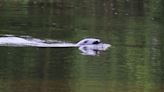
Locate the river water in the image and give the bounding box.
[0,0,163,92]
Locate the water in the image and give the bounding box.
[0,0,164,92]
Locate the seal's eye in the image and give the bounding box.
[92,41,100,44]
[84,40,88,44]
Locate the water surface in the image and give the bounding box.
[0,0,164,92]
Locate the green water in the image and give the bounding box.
[0,0,164,92]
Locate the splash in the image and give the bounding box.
[0,36,76,47]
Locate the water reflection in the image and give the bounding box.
[0,35,110,56]
[79,44,110,56]
[0,0,164,92]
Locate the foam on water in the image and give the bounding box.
[0,36,76,47]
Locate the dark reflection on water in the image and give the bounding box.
[0,47,74,92]
[0,0,164,92]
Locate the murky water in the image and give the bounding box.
[0,0,164,92]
